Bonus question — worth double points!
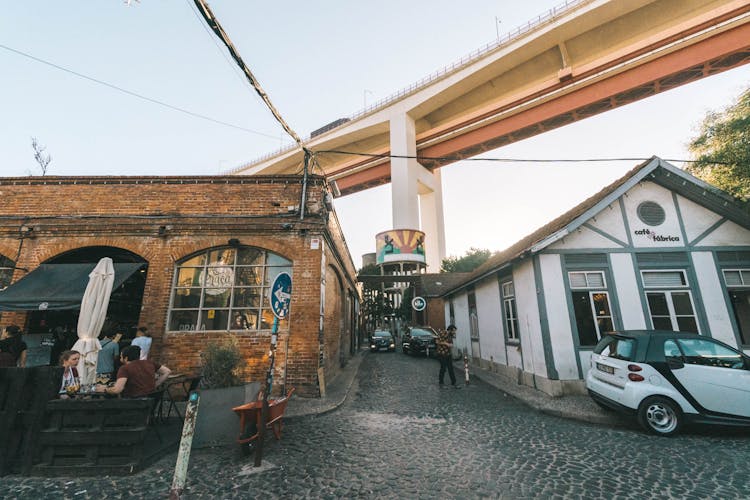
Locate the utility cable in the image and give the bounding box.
[192,0,305,150]
[316,149,732,165]
[0,43,278,139]
[183,0,253,94]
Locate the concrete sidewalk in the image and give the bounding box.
[284,351,364,420]
[286,350,633,428]
[459,359,634,428]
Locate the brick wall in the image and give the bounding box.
[0,175,359,397]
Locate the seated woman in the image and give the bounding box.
[58,350,81,397]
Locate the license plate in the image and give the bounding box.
[596,362,614,374]
[379,347,388,351]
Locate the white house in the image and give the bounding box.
[441,157,750,396]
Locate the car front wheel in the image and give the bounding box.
[637,396,682,436]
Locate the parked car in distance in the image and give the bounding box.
[369,329,395,352]
[586,330,750,436]
[402,327,437,357]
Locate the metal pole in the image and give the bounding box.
[169,392,201,500]
[254,316,279,467]
[463,352,470,385]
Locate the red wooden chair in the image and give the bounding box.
[233,387,295,453]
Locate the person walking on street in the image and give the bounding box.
[437,325,459,388]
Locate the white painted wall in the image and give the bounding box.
[622,182,684,248]
[610,253,648,329]
[547,226,621,250]
[539,253,579,380]
[514,259,547,378]
[451,293,471,354]
[474,277,506,365]
[692,251,740,347]
[588,202,629,244]
[676,195,724,244]
[699,220,750,246]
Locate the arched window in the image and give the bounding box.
[0,255,15,291]
[167,246,291,332]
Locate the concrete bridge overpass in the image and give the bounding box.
[234,0,750,270]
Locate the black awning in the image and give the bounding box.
[0,263,145,311]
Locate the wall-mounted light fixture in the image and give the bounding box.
[20,225,35,238]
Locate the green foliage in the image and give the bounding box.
[687,87,750,201]
[201,339,243,389]
[441,247,493,273]
[358,264,390,331]
[396,286,414,321]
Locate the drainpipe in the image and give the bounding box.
[299,148,310,221]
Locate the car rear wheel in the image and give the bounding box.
[637,396,682,436]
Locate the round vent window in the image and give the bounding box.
[637,201,665,226]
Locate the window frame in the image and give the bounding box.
[568,270,607,289]
[0,254,14,291]
[721,268,750,345]
[500,279,519,342]
[723,268,750,287]
[167,246,291,333]
[568,270,614,347]
[641,269,699,333]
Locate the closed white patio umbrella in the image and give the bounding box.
[73,257,115,385]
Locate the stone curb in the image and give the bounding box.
[452,359,633,428]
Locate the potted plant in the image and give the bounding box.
[192,339,261,448]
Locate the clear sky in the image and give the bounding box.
[2,1,749,269]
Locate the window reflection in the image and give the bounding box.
[168,246,291,332]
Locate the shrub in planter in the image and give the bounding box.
[200,340,243,389]
[193,339,261,448]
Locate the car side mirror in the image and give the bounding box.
[667,358,684,370]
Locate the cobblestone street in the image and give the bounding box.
[3,351,750,499]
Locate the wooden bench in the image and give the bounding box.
[233,388,294,453]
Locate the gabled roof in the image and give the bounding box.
[420,273,472,298]
[441,156,749,297]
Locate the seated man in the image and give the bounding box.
[97,345,171,398]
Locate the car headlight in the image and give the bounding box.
[370,344,376,348]
[389,343,395,348]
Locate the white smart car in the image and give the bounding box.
[586,330,750,436]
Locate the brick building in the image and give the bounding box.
[0,174,359,396]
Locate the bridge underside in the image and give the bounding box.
[333,30,750,196]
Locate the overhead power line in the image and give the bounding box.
[315,149,730,165]
[0,43,278,139]
[192,0,305,151]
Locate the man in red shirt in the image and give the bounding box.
[96,345,171,397]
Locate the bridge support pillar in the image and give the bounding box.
[390,113,446,271]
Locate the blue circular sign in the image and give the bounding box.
[270,272,292,319]
[412,296,426,311]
